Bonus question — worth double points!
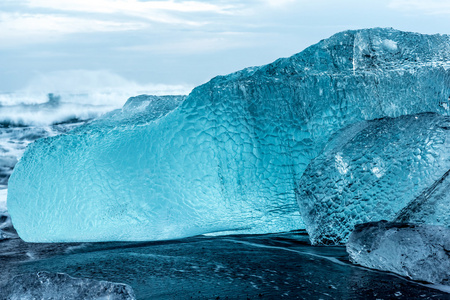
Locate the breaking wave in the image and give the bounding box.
[0,70,193,126]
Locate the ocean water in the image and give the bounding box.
[0,93,449,299]
[1,229,449,299]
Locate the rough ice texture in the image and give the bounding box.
[0,124,82,189]
[297,113,450,245]
[394,168,450,226]
[8,28,450,242]
[0,272,135,300]
[347,221,450,285]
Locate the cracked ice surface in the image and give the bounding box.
[8,28,450,242]
[347,221,450,285]
[297,113,450,245]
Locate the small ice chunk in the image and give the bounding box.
[346,221,450,285]
[0,271,136,299]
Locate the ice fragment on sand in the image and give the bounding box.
[0,271,136,300]
[346,221,450,285]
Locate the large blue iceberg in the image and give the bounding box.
[8,28,450,242]
[297,113,450,245]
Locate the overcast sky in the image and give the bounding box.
[1,0,450,95]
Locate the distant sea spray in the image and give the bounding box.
[0,92,131,126]
[0,69,193,126]
[0,91,192,127]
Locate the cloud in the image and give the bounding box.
[26,0,235,14]
[0,0,252,47]
[0,12,147,46]
[24,0,238,25]
[117,32,259,54]
[263,0,296,7]
[388,0,450,14]
[0,0,303,48]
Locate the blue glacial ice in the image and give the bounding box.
[347,221,450,285]
[8,28,450,242]
[297,113,450,245]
